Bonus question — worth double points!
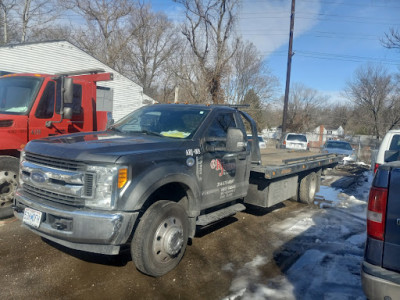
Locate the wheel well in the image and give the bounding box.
[0,150,20,158]
[128,182,195,243]
[142,182,192,213]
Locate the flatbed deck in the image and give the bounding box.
[251,148,342,179]
[259,148,319,166]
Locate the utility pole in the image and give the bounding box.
[174,86,179,103]
[282,0,296,135]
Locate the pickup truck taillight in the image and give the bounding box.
[374,163,380,173]
[367,186,388,240]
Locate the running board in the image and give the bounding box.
[196,203,246,226]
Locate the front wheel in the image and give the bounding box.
[0,156,19,219]
[131,200,189,277]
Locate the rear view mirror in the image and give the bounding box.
[63,77,73,105]
[226,128,245,152]
[63,107,73,120]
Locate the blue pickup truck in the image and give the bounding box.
[362,161,400,298]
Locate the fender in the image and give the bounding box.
[0,131,27,151]
[121,162,202,217]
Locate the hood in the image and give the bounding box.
[0,113,27,128]
[25,131,185,164]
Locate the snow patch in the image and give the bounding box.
[223,171,371,300]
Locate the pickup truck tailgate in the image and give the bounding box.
[383,167,400,272]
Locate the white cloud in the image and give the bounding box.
[238,0,321,56]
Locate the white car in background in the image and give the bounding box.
[258,136,267,149]
[278,133,309,151]
[374,129,400,172]
[247,135,267,149]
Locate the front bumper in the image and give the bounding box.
[14,191,138,255]
[361,261,400,300]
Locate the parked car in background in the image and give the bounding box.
[278,133,309,151]
[321,140,357,164]
[361,162,400,299]
[247,135,267,149]
[258,136,267,149]
[374,129,400,172]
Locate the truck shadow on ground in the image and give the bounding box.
[243,202,285,216]
[195,202,286,238]
[195,216,238,238]
[42,237,132,267]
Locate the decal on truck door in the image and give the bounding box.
[200,111,248,208]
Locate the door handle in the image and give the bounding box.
[238,154,247,160]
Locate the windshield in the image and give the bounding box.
[0,76,42,115]
[111,105,210,139]
[287,134,307,142]
[326,141,352,150]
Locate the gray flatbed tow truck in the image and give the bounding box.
[14,104,341,276]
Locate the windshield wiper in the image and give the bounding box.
[109,126,122,133]
[139,130,163,137]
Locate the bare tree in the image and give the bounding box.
[344,64,394,139]
[122,5,182,98]
[320,104,353,131]
[16,0,61,43]
[0,0,16,44]
[286,83,327,132]
[62,0,137,70]
[174,0,240,104]
[225,40,279,105]
[382,27,400,50]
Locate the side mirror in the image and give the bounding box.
[63,77,73,105]
[226,128,245,152]
[63,107,73,120]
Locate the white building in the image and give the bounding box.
[307,125,345,148]
[0,40,152,121]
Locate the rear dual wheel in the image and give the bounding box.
[131,200,189,277]
[299,172,318,204]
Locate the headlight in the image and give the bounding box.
[85,165,129,209]
[19,150,26,185]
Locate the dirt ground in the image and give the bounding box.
[0,165,367,300]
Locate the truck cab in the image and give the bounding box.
[0,70,113,218]
[14,104,253,275]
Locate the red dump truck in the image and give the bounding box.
[0,69,113,218]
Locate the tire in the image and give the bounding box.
[131,200,189,277]
[299,172,317,204]
[0,156,19,219]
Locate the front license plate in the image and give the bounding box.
[23,207,42,228]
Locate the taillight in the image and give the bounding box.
[283,140,286,145]
[374,163,380,173]
[367,186,388,240]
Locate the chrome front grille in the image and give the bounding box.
[23,183,85,207]
[25,152,86,171]
[21,152,95,207]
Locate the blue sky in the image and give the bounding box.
[149,0,400,102]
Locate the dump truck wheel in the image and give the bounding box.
[131,200,189,277]
[0,156,19,219]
